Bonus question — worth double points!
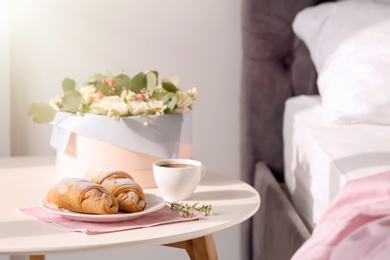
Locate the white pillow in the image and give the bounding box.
[293,0,390,125]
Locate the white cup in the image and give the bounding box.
[153,159,206,201]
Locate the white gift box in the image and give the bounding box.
[50,112,192,188]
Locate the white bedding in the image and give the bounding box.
[283,95,390,228]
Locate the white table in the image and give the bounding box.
[0,157,260,260]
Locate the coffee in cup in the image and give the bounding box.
[153,159,206,201]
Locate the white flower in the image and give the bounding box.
[188,87,197,99]
[109,102,129,117]
[125,91,137,101]
[90,92,103,104]
[79,85,96,105]
[101,96,122,103]
[90,96,129,117]
[128,100,148,116]
[146,100,166,115]
[175,90,196,112]
[89,104,106,115]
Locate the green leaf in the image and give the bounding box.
[62,78,76,93]
[162,76,179,93]
[162,94,177,113]
[129,72,146,93]
[87,73,105,92]
[87,73,105,84]
[94,81,102,92]
[61,91,83,112]
[28,101,56,124]
[146,71,157,96]
[99,84,110,96]
[115,73,131,90]
[147,70,158,82]
[167,75,179,85]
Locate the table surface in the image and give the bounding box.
[0,156,260,256]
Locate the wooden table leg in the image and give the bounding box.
[30,255,44,260]
[164,234,218,260]
[26,236,217,260]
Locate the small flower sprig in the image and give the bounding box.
[167,201,213,218]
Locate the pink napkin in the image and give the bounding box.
[18,206,201,235]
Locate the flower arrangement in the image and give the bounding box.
[28,70,197,125]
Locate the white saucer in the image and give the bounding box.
[40,193,166,223]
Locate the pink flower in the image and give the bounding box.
[97,91,104,99]
[135,93,149,101]
[108,80,115,87]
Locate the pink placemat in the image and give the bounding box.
[17,206,201,235]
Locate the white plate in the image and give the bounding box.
[40,193,166,223]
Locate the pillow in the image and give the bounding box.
[293,0,390,125]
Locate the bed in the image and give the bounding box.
[241,0,390,259]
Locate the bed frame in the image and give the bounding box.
[240,0,329,259]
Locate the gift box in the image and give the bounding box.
[50,112,192,188]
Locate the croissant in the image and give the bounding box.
[47,177,119,214]
[85,168,147,213]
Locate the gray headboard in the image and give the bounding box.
[241,0,325,184]
[240,0,332,259]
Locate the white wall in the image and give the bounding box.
[7,0,242,259]
[0,0,11,157]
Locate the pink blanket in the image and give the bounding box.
[292,171,390,260]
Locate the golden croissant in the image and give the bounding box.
[47,177,119,214]
[85,168,147,213]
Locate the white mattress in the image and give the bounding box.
[283,95,390,228]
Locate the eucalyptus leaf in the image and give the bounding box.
[166,76,179,86]
[61,91,83,112]
[162,94,177,113]
[28,101,56,124]
[147,70,159,82]
[115,74,131,90]
[146,72,157,96]
[162,76,179,93]
[100,84,110,96]
[94,81,102,92]
[87,73,105,91]
[87,73,105,84]
[167,95,177,111]
[129,72,146,93]
[62,78,76,93]
[162,82,177,93]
